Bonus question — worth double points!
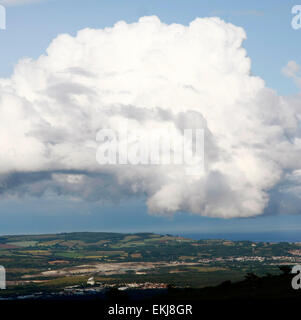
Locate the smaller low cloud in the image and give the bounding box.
[0,0,45,6]
[282,60,301,88]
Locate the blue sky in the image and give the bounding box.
[1,0,301,236]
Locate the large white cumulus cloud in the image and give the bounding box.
[0,16,301,218]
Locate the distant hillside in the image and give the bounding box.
[0,232,300,298]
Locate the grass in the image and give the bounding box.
[189,266,228,272]
[7,241,38,247]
